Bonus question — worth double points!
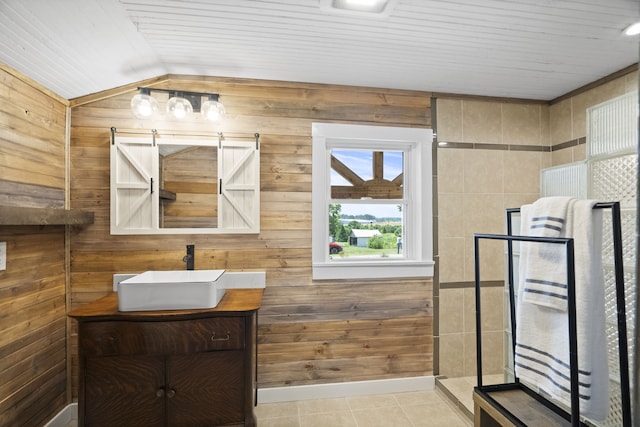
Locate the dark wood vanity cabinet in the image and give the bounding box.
[69,289,263,427]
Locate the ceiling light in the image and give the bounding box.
[131,87,225,121]
[623,21,640,36]
[332,0,387,13]
[346,0,379,7]
[166,93,193,119]
[201,95,226,122]
[320,0,397,16]
[130,88,159,119]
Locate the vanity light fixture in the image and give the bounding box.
[131,87,226,122]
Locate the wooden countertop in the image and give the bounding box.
[68,288,264,321]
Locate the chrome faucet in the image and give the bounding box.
[183,244,195,270]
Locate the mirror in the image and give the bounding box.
[110,133,259,235]
[159,144,218,229]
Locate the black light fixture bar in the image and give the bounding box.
[137,87,220,112]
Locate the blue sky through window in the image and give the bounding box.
[331,150,403,184]
[330,149,404,219]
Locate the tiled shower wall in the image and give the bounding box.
[435,98,551,378]
[434,69,639,379]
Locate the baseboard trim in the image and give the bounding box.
[257,376,435,404]
[45,403,77,427]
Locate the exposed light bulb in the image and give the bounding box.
[201,96,226,122]
[173,103,187,119]
[138,102,153,117]
[203,107,220,121]
[131,90,158,119]
[166,95,193,120]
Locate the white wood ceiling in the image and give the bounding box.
[0,0,638,100]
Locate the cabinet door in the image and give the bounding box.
[84,355,165,427]
[110,135,158,234]
[218,140,260,232]
[167,351,245,426]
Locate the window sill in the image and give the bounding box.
[312,260,434,280]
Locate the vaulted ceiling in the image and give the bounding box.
[0,0,638,101]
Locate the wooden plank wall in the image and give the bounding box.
[68,76,433,395]
[0,65,70,426]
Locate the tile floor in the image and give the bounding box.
[63,374,622,425]
[255,389,472,427]
[62,389,471,427]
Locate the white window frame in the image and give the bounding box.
[311,123,434,280]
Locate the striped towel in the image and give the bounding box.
[529,196,572,238]
[521,197,575,311]
[515,199,609,421]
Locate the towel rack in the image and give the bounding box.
[472,201,630,427]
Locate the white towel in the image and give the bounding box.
[529,196,573,238]
[515,199,609,421]
[521,197,575,311]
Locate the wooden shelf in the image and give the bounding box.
[0,206,94,225]
[159,189,176,201]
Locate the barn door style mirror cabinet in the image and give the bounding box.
[110,129,260,235]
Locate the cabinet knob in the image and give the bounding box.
[156,389,165,398]
[167,389,176,398]
[211,331,231,342]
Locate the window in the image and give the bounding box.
[312,123,434,280]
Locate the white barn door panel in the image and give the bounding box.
[218,140,259,232]
[111,136,158,234]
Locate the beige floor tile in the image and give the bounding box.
[394,390,444,407]
[255,401,299,418]
[402,403,471,427]
[297,397,350,414]
[351,406,413,427]
[258,415,301,427]
[346,393,399,410]
[299,411,357,427]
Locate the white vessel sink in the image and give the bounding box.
[118,270,226,311]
